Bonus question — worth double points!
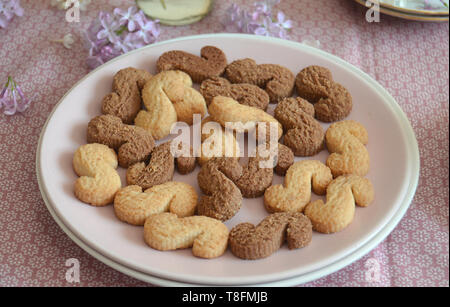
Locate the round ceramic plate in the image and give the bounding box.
[355,0,449,21]
[37,34,420,286]
[377,0,449,16]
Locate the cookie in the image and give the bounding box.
[229,212,312,260]
[295,65,333,103]
[274,143,294,176]
[197,116,241,166]
[225,58,295,103]
[114,182,198,226]
[173,142,197,175]
[126,142,175,190]
[156,46,228,83]
[264,160,333,213]
[234,153,273,198]
[200,77,270,110]
[73,143,121,206]
[101,67,152,124]
[134,70,207,140]
[295,65,352,122]
[197,158,243,221]
[144,212,229,259]
[304,174,374,233]
[87,114,155,168]
[208,96,283,142]
[274,97,324,156]
[325,120,370,177]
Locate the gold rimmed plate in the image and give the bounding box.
[355,0,449,21]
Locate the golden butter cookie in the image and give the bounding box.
[325,120,370,177]
[197,116,241,166]
[304,174,374,233]
[208,96,283,141]
[264,160,332,213]
[73,143,121,206]
[101,67,152,124]
[156,46,228,83]
[114,182,198,226]
[144,212,229,259]
[229,212,312,260]
[134,70,207,140]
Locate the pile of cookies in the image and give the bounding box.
[72,46,374,260]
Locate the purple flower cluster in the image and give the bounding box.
[0,0,23,29]
[0,76,32,115]
[222,0,293,39]
[85,6,160,69]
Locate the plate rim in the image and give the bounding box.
[36,167,418,286]
[36,33,420,286]
[354,0,450,21]
[377,0,449,16]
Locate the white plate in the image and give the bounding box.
[354,0,449,21]
[378,0,449,15]
[37,34,420,286]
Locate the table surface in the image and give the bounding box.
[0,0,448,287]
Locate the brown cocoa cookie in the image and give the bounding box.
[229,212,312,260]
[200,77,270,110]
[274,97,325,157]
[156,46,228,83]
[233,143,293,197]
[295,65,352,122]
[234,155,273,198]
[174,143,197,175]
[101,67,152,124]
[87,114,155,168]
[126,141,196,189]
[224,58,295,103]
[274,143,294,176]
[197,158,243,221]
[126,142,175,190]
[295,65,333,103]
[314,83,353,122]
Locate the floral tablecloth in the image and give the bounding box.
[0,0,448,287]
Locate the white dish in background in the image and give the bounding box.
[354,0,449,22]
[36,34,420,286]
[378,0,449,15]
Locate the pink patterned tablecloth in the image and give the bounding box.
[0,0,448,287]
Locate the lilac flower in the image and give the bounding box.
[222,1,293,39]
[97,12,121,44]
[254,16,275,36]
[51,33,75,49]
[254,0,280,17]
[0,0,23,29]
[114,6,139,32]
[135,16,160,44]
[84,6,160,70]
[0,76,32,115]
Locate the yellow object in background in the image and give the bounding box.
[136,0,214,25]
